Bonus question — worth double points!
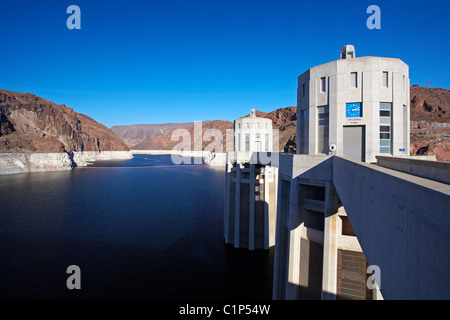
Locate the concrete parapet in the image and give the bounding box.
[376,155,450,184]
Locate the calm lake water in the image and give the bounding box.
[0,155,273,300]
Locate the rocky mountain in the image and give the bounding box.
[267,107,297,153]
[132,107,298,152]
[0,89,129,153]
[111,123,193,148]
[410,85,450,123]
[132,120,234,152]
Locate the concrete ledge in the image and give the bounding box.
[376,156,450,185]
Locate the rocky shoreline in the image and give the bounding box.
[0,151,134,175]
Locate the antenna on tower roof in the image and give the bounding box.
[426,80,431,88]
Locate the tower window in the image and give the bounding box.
[318,106,329,154]
[321,77,327,92]
[265,133,269,151]
[350,72,358,88]
[382,72,389,88]
[245,133,250,151]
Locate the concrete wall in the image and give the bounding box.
[273,154,337,300]
[274,153,450,300]
[224,152,278,250]
[333,156,450,299]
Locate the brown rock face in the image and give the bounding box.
[0,89,129,153]
[410,85,450,123]
[411,138,450,162]
[111,122,194,148]
[410,86,450,161]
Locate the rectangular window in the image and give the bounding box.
[265,133,269,152]
[256,133,261,140]
[321,77,326,92]
[237,133,241,152]
[256,123,260,129]
[318,106,329,154]
[350,72,358,88]
[380,103,392,154]
[300,110,307,154]
[245,133,250,151]
[382,72,389,88]
[302,83,306,97]
[403,105,408,150]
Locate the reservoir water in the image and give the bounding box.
[0,155,273,300]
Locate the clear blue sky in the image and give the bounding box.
[0,0,449,127]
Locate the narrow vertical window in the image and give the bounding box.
[350,72,358,88]
[265,133,269,151]
[300,110,307,154]
[237,133,241,152]
[302,83,306,97]
[403,105,408,150]
[318,106,329,154]
[245,133,250,151]
[382,72,389,88]
[321,77,326,92]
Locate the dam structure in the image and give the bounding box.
[224,109,279,250]
[273,46,449,300]
[225,46,450,300]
